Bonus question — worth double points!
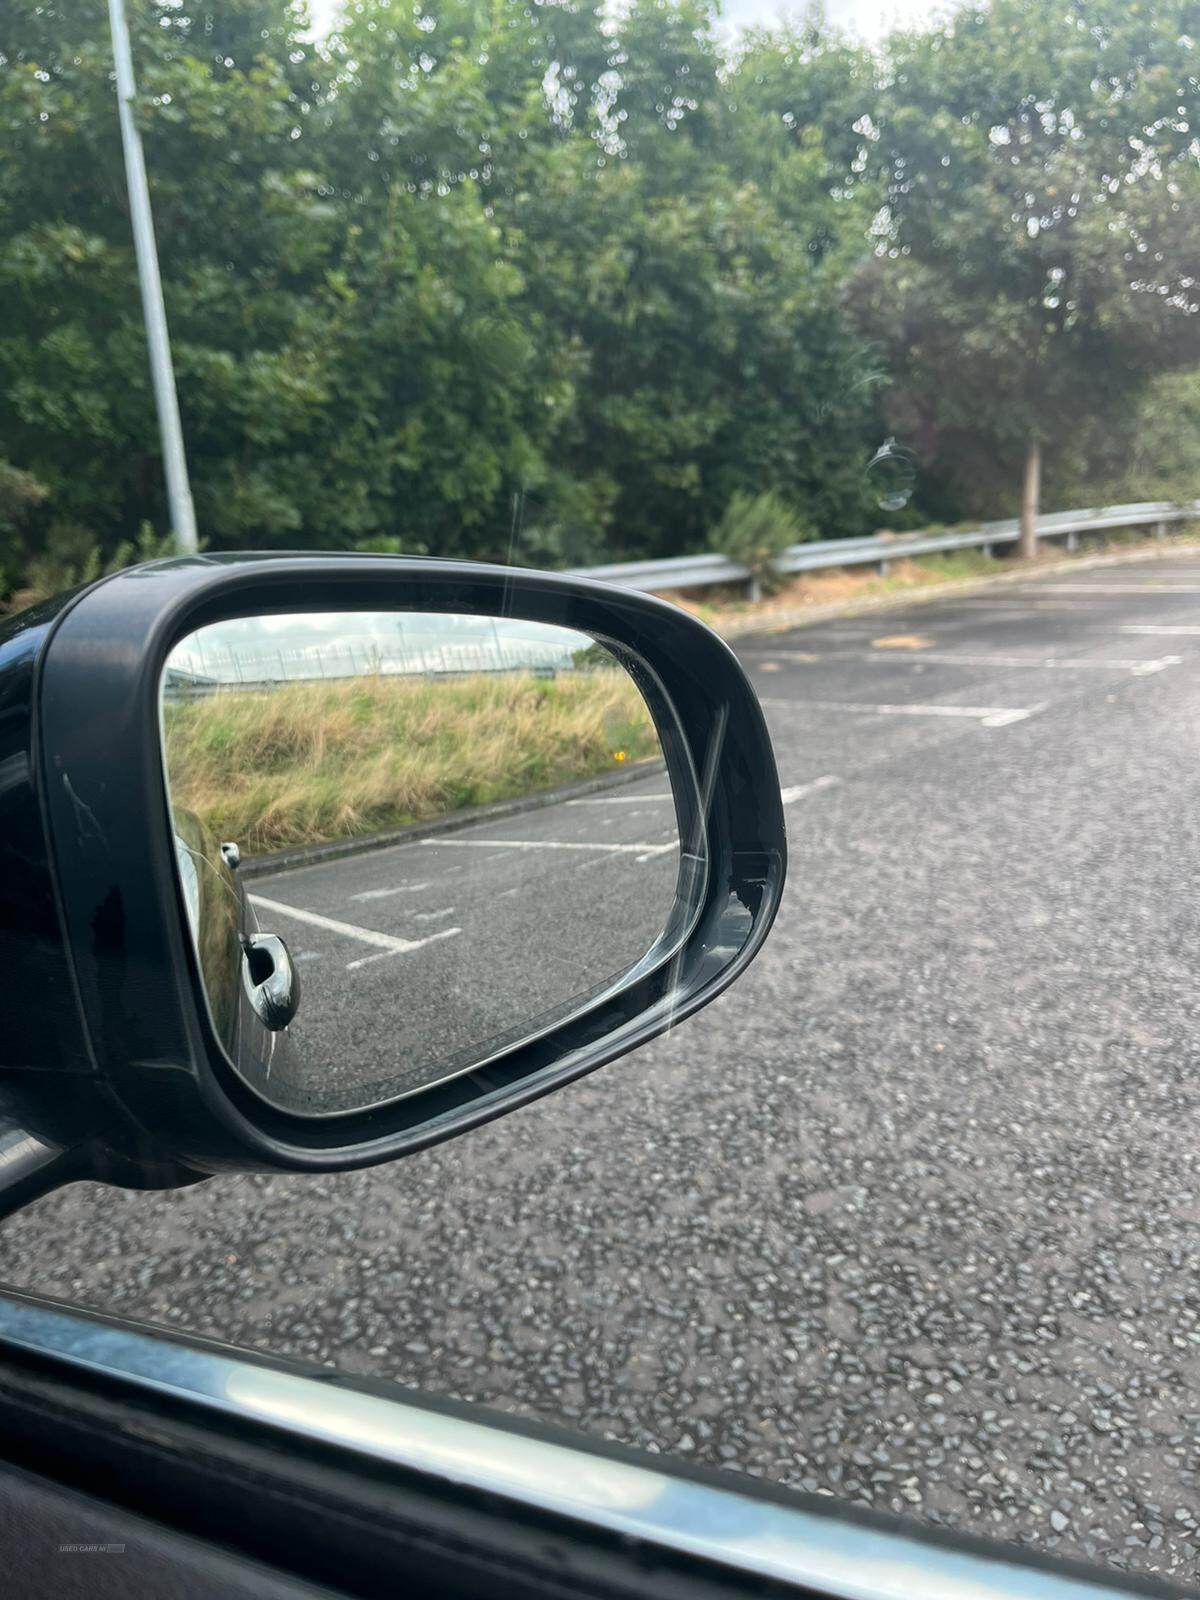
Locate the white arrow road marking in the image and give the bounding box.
[779,775,841,805]
[761,700,1044,728]
[248,893,461,973]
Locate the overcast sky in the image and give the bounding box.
[306,0,949,44]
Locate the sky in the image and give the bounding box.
[306,0,948,44]
[167,613,595,682]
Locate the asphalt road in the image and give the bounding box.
[243,777,683,1111]
[7,553,1200,1584]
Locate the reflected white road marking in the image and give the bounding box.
[565,794,672,804]
[424,838,677,856]
[249,894,461,970]
[350,882,431,902]
[761,699,1042,728]
[780,775,841,805]
[1121,624,1200,635]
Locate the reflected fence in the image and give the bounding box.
[165,636,586,698]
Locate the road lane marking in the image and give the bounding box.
[1023,584,1200,594]
[952,599,1114,609]
[1121,624,1200,635]
[412,907,456,921]
[866,652,1179,674]
[349,882,431,902]
[565,793,673,804]
[770,649,1179,673]
[425,838,678,856]
[780,775,841,804]
[761,699,1043,728]
[248,894,462,967]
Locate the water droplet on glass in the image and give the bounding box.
[866,439,917,513]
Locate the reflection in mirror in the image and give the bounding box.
[161,611,703,1114]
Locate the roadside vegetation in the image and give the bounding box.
[676,528,1200,635]
[2,0,1198,608]
[163,670,659,856]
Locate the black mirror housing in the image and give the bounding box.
[0,555,786,1211]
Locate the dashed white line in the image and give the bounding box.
[248,894,461,969]
[760,700,1043,728]
[1121,624,1200,636]
[780,774,841,805]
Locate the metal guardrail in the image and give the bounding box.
[571,501,1200,600]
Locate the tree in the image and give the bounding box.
[855,0,1200,556]
[0,0,560,573]
[493,2,883,560]
[0,0,330,564]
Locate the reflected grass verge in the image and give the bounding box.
[164,670,658,856]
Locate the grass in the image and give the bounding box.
[163,669,659,856]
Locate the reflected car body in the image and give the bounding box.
[172,807,288,1093]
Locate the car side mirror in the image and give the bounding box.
[0,555,785,1213]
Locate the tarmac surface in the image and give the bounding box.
[7,555,1200,1584]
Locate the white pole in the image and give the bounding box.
[107,0,198,554]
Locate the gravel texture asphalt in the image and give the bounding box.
[6,556,1200,1585]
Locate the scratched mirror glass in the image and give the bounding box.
[160,610,690,1114]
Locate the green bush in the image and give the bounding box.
[709,491,811,595]
[11,522,180,610]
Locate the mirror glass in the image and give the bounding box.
[160,609,701,1114]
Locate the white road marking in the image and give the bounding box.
[1121,624,1200,635]
[350,882,431,902]
[412,907,456,921]
[1024,584,1200,594]
[424,838,678,856]
[761,699,1043,728]
[770,648,1179,673]
[249,894,462,971]
[780,774,841,805]
[565,793,672,804]
[865,651,1179,675]
[953,599,1115,609]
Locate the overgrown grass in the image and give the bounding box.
[163,669,659,855]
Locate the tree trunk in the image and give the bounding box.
[1018,438,1041,560]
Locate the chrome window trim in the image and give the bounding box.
[0,1291,1159,1600]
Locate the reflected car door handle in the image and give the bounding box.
[242,933,300,1032]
